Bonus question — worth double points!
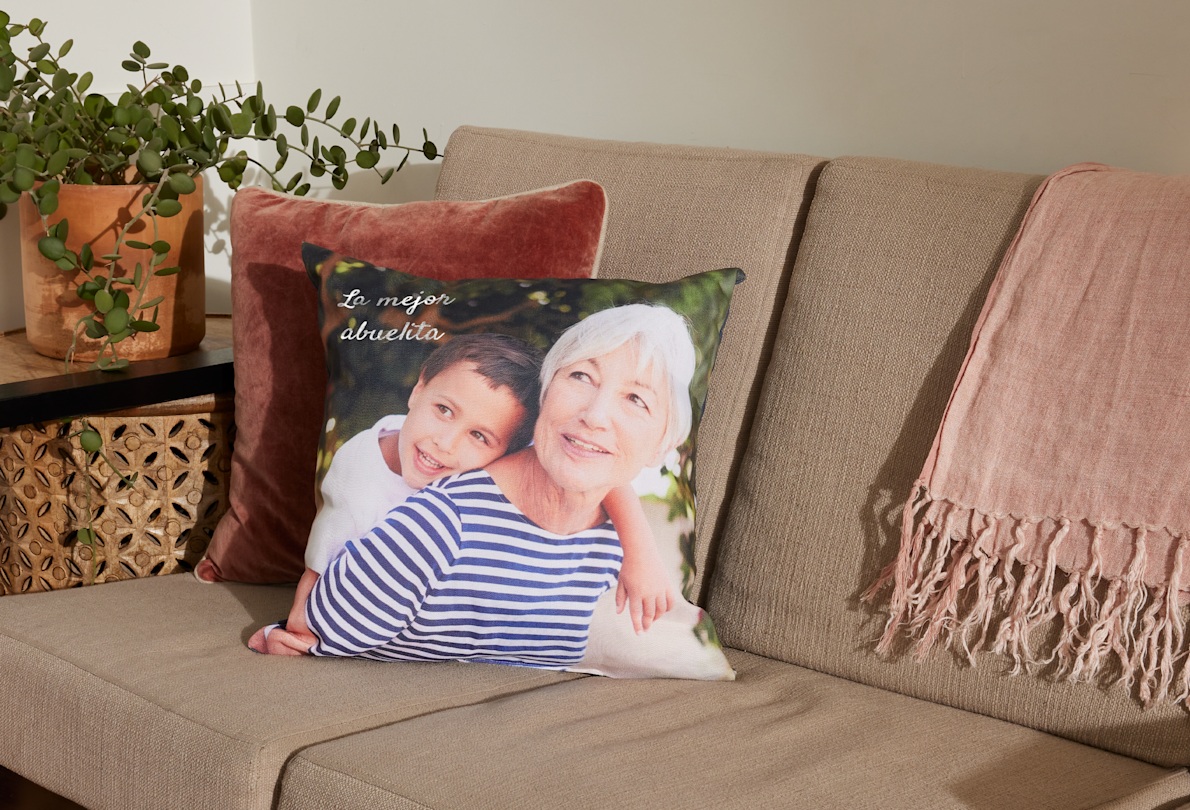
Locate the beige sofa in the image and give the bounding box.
[0,126,1186,810]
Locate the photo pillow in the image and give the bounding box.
[199,181,608,584]
[300,243,742,680]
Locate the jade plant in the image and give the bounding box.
[0,10,437,369]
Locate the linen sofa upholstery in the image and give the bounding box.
[434,126,824,598]
[276,651,1190,810]
[0,576,578,810]
[704,156,1190,767]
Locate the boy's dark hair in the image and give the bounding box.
[419,333,544,452]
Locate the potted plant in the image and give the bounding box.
[0,10,437,368]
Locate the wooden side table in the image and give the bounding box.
[0,317,234,594]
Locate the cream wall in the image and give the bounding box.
[2,1,1189,331]
[248,0,1189,175]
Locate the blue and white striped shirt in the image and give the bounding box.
[305,469,623,669]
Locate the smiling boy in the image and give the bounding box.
[249,334,539,655]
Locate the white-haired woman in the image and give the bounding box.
[292,303,697,669]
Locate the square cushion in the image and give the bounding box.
[0,576,577,810]
[275,650,1190,810]
[200,181,608,584]
[297,245,741,679]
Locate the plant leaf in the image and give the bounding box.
[104,307,129,333]
[38,236,66,261]
[155,199,183,217]
[46,149,70,176]
[167,173,196,195]
[136,149,164,178]
[12,167,35,191]
[79,429,103,453]
[212,104,233,133]
[229,112,252,136]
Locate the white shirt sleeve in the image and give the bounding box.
[305,414,416,572]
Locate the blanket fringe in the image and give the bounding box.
[864,485,1190,709]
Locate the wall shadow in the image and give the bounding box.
[0,214,24,332]
[321,162,443,205]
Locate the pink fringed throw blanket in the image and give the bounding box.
[868,163,1190,707]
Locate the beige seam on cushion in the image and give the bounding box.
[268,669,583,748]
[1083,768,1190,810]
[455,126,824,167]
[822,157,1042,195]
[280,757,437,810]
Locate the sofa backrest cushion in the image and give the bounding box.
[707,156,1190,767]
[434,126,824,597]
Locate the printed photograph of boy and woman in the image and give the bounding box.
[250,249,738,680]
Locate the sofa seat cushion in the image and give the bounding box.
[275,650,1189,810]
[0,576,576,810]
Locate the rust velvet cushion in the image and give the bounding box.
[198,181,608,583]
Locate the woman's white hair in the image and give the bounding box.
[540,303,697,454]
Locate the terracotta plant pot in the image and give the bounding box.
[18,179,206,362]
